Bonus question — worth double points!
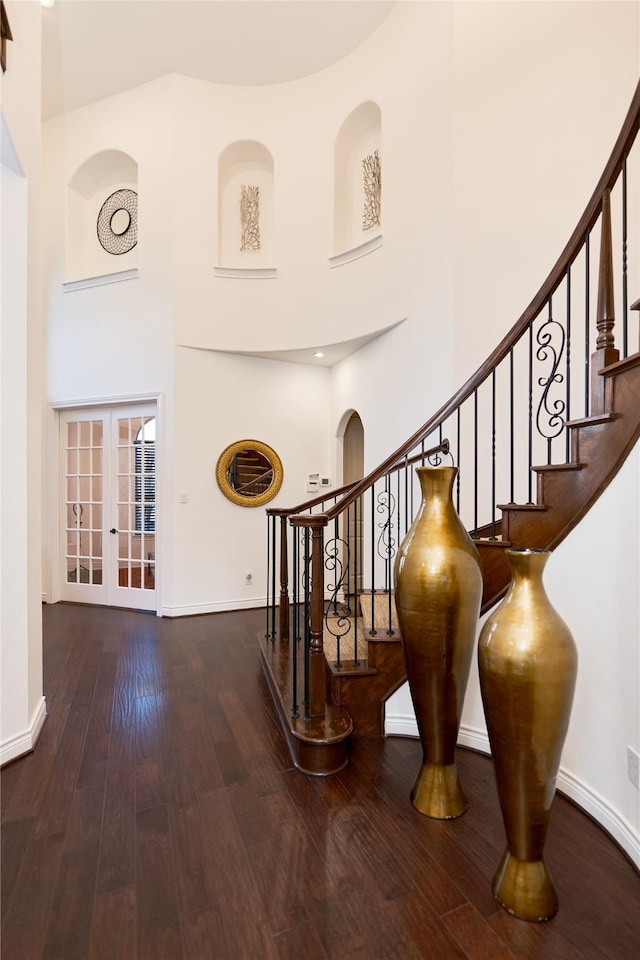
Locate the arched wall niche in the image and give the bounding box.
[334,101,381,256]
[217,140,274,270]
[66,149,138,284]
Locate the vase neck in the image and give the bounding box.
[507,549,551,586]
[417,466,458,508]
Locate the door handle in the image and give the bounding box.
[110,528,117,534]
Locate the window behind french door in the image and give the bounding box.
[60,403,157,611]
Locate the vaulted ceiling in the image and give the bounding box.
[41,0,396,120]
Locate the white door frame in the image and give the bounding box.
[48,392,164,615]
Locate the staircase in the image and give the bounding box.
[259,82,640,776]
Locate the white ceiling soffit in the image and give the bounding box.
[187,318,406,367]
[42,0,396,121]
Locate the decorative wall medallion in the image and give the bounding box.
[362,149,381,231]
[96,188,138,255]
[240,184,261,251]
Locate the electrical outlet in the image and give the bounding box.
[628,746,639,788]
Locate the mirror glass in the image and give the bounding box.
[216,440,283,507]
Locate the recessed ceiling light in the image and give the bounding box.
[41,0,56,8]
[314,351,325,359]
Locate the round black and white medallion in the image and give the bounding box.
[96,189,138,255]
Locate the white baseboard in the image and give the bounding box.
[384,712,639,868]
[1,696,47,766]
[555,766,639,868]
[161,596,268,618]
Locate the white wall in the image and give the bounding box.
[451,0,640,384]
[168,349,331,615]
[1,0,45,764]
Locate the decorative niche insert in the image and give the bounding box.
[332,101,382,265]
[65,149,139,287]
[215,140,276,278]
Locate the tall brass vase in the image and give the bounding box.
[394,466,482,819]
[478,548,577,922]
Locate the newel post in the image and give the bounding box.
[591,189,620,413]
[279,515,290,641]
[291,513,328,717]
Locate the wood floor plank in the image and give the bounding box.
[136,804,183,960]
[198,789,279,960]
[266,781,368,959]
[95,724,137,895]
[0,817,35,928]
[442,902,519,959]
[271,920,330,960]
[179,907,229,960]
[88,885,137,960]
[41,781,105,960]
[167,800,209,917]
[0,832,66,960]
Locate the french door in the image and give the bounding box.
[59,403,157,611]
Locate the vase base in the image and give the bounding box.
[492,849,558,922]
[410,762,468,819]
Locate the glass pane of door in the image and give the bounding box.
[111,411,156,607]
[60,413,108,604]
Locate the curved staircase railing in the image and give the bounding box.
[260,82,640,776]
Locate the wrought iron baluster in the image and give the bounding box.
[584,231,590,417]
[622,154,628,357]
[528,323,534,503]
[323,514,350,668]
[565,268,572,462]
[456,407,461,513]
[370,484,376,636]
[353,495,359,664]
[396,465,401,577]
[290,526,299,718]
[536,295,566,466]
[410,458,414,524]
[404,455,409,537]
[473,388,478,535]
[303,526,311,719]
[293,528,300,642]
[509,347,514,503]
[491,369,497,539]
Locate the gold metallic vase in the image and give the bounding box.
[394,466,482,819]
[478,548,577,922]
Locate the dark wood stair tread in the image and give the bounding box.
[533,461,585,473]
[566,412,616,428]
[497,502,546,511]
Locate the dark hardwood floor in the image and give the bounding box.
[1,603,638,960]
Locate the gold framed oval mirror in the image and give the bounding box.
[216,440,283,507]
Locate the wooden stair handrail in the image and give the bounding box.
[271,440,450,520]
[285,80,640,524]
